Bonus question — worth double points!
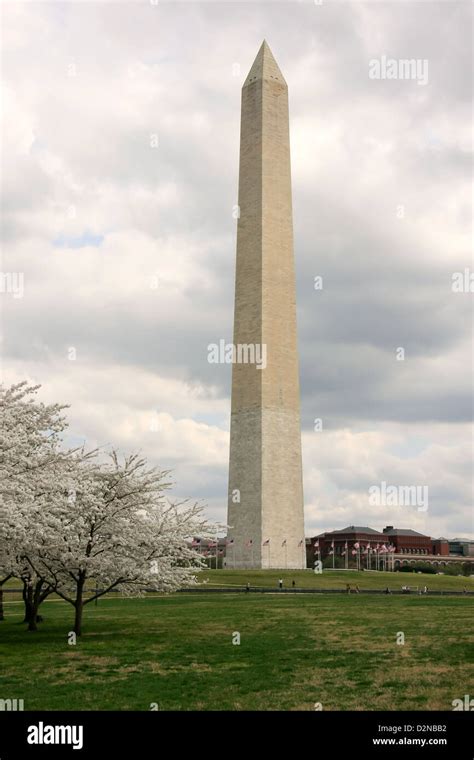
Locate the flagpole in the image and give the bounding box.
[314,542,320,567]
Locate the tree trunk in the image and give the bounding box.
[74,603,83,636]
[25,580,45,631]
[74,577,85,636]
[22,580,34,624]
[27,608,38,632]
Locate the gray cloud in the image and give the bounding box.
[2,0,472,538]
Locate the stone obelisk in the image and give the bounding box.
[226,41,305,569]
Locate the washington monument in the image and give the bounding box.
[226,41,305,569]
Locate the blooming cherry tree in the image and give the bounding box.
[0,382,69,626]
[25,452,209,635]
[1,383,211,635]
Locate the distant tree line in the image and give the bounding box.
[399,562,474,576]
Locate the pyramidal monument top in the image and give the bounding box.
[243,40,287,88]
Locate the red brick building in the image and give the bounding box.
[431,538,449,556]
[382,526,450,555]
[307,525,450,565]
[309,525,390,563]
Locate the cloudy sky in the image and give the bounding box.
[1,0,472,540]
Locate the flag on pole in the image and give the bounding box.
[351,549,357,555]
[329,549,334,555]
[354,542,360,550]
[331,540,335,549]
[314,540,319,548]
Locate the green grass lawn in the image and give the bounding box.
[198,568,474,591]
[1,589,472,711]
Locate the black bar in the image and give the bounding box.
[0,711,472,758]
